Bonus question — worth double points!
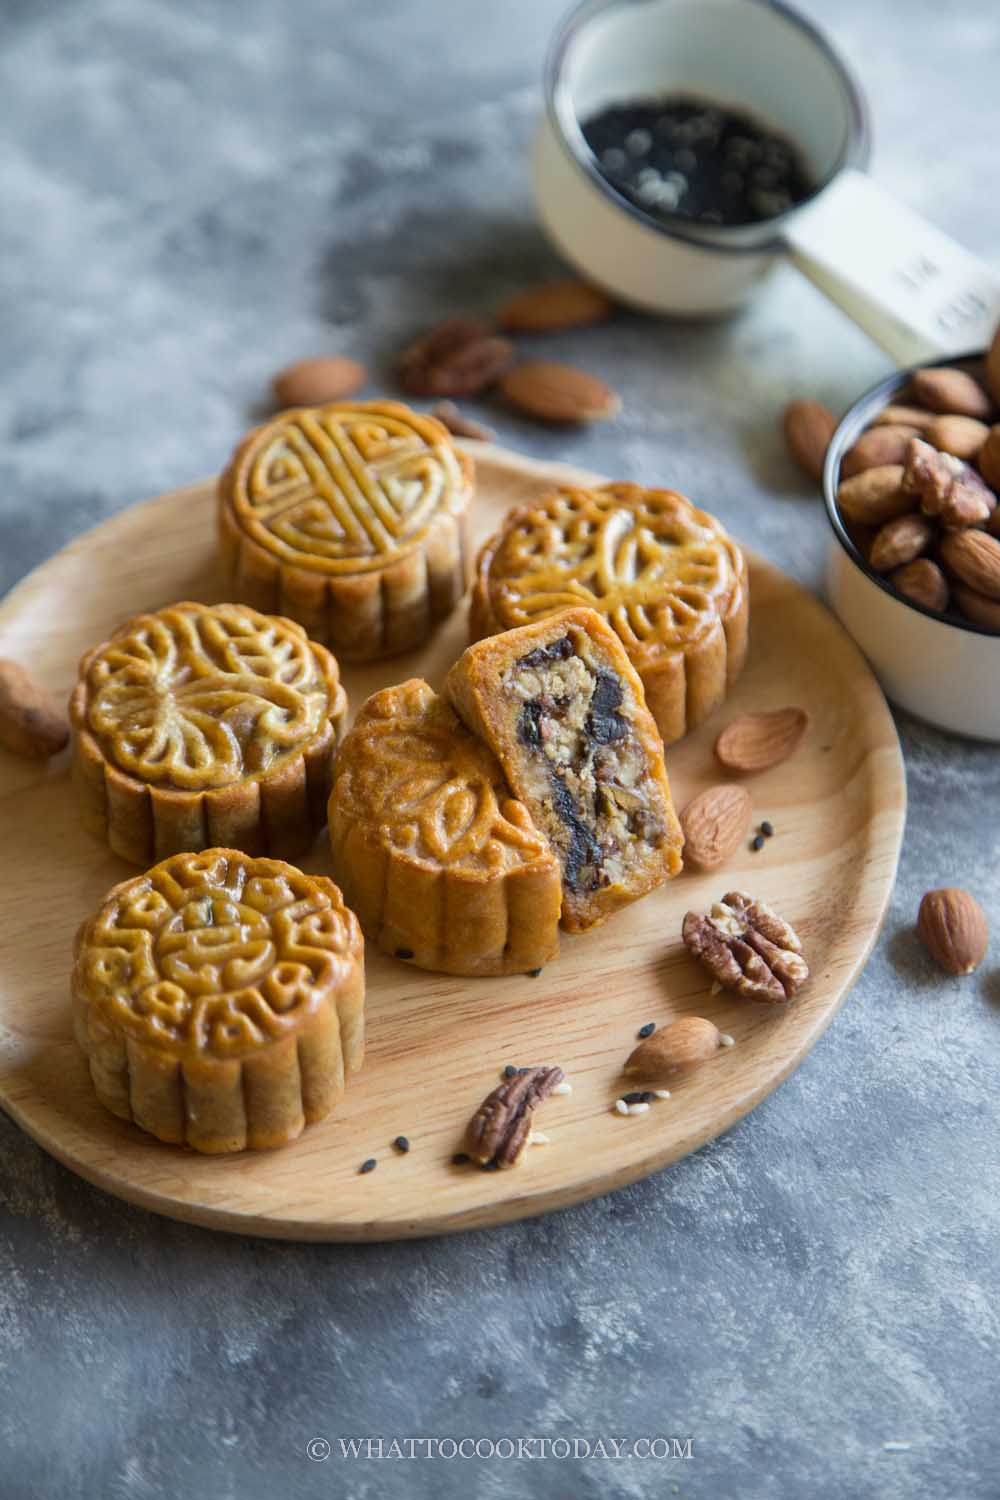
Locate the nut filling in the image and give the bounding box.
[509,636,667,893]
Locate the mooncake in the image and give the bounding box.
[328,679,561,975]
[218,400,473,659]
[70,601,346,865]
[72,848,364,1153]
[470,482,748,744]
[444,607,684,932]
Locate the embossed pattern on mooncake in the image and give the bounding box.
[219,402,474,660]
[329,679,561,976]
[72,849,365,1152]
[471,483,748,744]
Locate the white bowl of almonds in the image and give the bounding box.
[822,343,1000,741]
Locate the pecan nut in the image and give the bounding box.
[682,891,809,1003]
[903,437,996,528]
[464,1064,564,1168]
[396,318,515,397]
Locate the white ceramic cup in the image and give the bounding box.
[533,0,1000,362]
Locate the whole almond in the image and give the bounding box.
[890,558,949,614]
[0,659,70,759]
[679,784,753,871]
[871,404,936,433]
[782,400,836,483]
[498,280,614,333]
[841,424,919,478]
[939,529,1000,600]
[500,360,621,424]
[624,1017,723,1080]
[869,513,936,573]
[977,425,1000,490]
[953,583,1000,630]
[911,367,992,419]
[917,888,988,975]
[836,465,913,526]
[986,326,1000,405]
[272,356,367,408]
[715,707,809,773]
[924,414,990,461]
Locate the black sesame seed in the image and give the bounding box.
[751,834,765,852]
[393,1136,410,1154]
[638,1021,656,1039]
[359,1158,377,1174]
[622,1091,646,1105]
[527,967,542,977]
[394,947,414,960]
[760,820,774,837]
[482,1160,501,1172]
[504,1064,519,1079]
[640,1091,655,1104]
[451,1152,470,1165]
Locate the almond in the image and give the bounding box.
[715,707,809,773]
[986,326,1000,406]
[953,583,1000,630]
[924,414,990,461]
[917,888,988,975]
[499,360,621,424]
[679,784,753,871]
[977,425,1000,490]
[624,1017,723,1080]
[841,424,919,478]
[938,528,1000,600]
[871,404,936,433]
[836,465,913,526]
[497,280,614,333]
[272,356,367,407]
[781,400,836,483]
[0,658,70,759]
[890,558,949,614]
[429,400,496,442]
[869,513,936,573]
[910,367,992,419]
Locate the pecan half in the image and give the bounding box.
[682,891,809,1003]
[464,1064,564,1168]
[903,438,996,529]
[396,318,515,397]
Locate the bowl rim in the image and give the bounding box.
[822,348,999,640]
[543,0,871,257]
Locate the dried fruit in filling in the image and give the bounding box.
[445,607,683,932]
[682,890,809,1002]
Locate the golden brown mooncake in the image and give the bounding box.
[218,400,474,660]
[444,607,684,933]
[72,848,365,1153]
[70,601,346,865]
[470,482,749,745]
[328,679,561,976]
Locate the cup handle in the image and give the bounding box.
[784,168,1000,364]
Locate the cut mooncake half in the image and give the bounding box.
[444,607,684,932]
[328,679,561,975]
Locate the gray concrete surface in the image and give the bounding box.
[1,2,998,1496]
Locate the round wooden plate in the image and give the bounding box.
[0,446,905,1240]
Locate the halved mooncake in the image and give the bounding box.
[70,600,346,865]
[470,482,748,744]
[72,848,365,1153]
[328,679,561,975]
[218,400,473,659]
[444,607,684,932]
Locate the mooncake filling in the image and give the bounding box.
[508,634,668,893]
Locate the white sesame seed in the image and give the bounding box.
[711,980,723,995]
[720,1033,736,1047]
[529,1131,551,1146]
[629,1101,651,1115]
[654,1089,672,1100]
[551,1081,572,1096]
[614,1099,629,1116]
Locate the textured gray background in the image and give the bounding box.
[1,2,998,1497]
